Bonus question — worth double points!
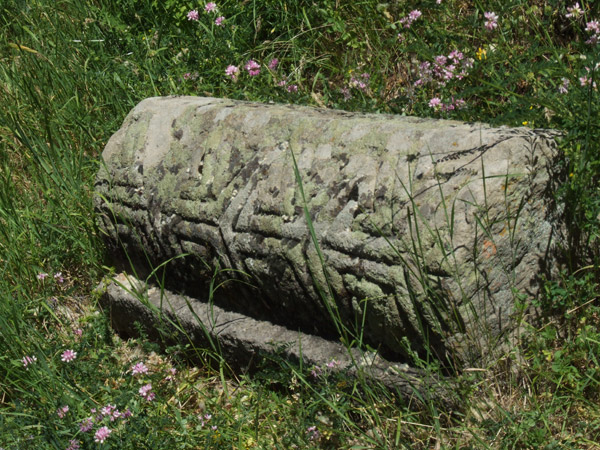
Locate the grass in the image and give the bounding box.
[1,0,600,448]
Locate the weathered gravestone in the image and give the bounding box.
[95,96,563,372]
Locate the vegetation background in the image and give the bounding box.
[1,0,600,448]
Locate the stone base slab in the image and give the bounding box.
[97,272,458,406]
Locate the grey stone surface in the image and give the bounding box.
[98,273,457,405]
[95,96,563,366]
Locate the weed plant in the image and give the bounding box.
[1,0,600,448]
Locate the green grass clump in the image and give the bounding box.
[1,0,600,448]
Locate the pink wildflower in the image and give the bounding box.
[139,383,152,397]
[307,425,320,441]
[585,21,600,34]
[215,16,225,26]
[164,367,177,381]
[579,74,597,88]
[429,97,442,109]
[340,87,352,100]
[53,272,64,283]
[225,64,239,80]
[453,98,466,109]
[101,404,116,417]
[484,12,499,30]
[187,10,199,21]
[349,72,370,91]
[310,365,322,378]
[435,55,447,66]
[66,439,80,450]
[74,328,83,337]
[353,79,367,90]
[146,392,156,402]
[558,77,570,94]
[57,405,69,418]
[205,2,216,12]
[566,3,583,19]
[268,58,279,70]
[22,355,37,369]
[37,272,48,280]
[245,60,261,76]
[182,72,198,81]
[287,84,298,93]
[94,426,112,444]
[130,361,148,375]
[585,21,600,44]
[400,10,421,28]
[442,67,455,81]
[587,35,599,45]
[408,10,422,21]
[200,413,213,427]
[79,417,94,432]
[448,50,464,62]
[61,349,77,362]
[326,359,340,369]
[581,66,598,84]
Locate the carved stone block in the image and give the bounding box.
[95,96,562,366]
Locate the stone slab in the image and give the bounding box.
[98,273,457,405]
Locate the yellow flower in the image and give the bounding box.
[522,121,528,126]
[476,47,487,60]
